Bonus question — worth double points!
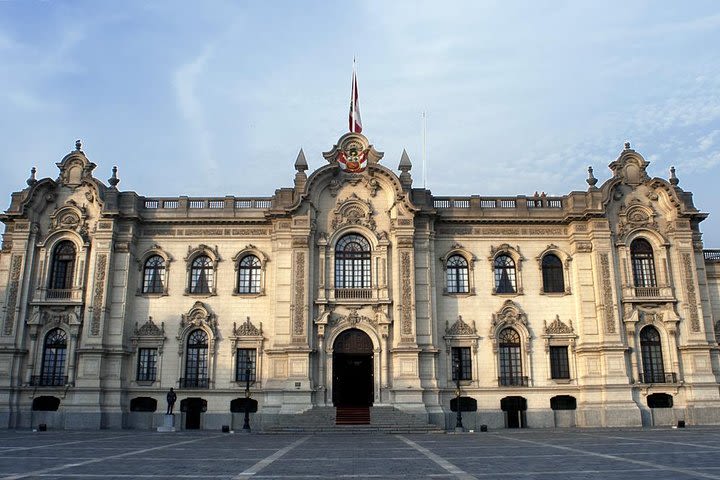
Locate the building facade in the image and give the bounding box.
[1,133,720,430]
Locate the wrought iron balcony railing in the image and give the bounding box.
[334,288,373,300]
[30,375,68,387]
[179,377,210,389]
[40,288,84,302]
[498,375,529,387]
[639,371,677,384]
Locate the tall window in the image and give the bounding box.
[542,254,565,293]
[499,328,523,385]
[451,347,472,381]
[235,348,257,382]
[142,256,166,294]
[189,255,213,294]
[184,330,208,387]
[494,255,517,294]
[238,255,261,294]
[136,348,158,382]
[549,346,570,379]
[40,328,67,386]
[640,326,665,383]
[446,255,469,293]
[631,238,657,288]
[49,241,76,290]
[335,234,371,288]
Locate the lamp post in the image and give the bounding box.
[454,359,464,432]
[242,356,253,432]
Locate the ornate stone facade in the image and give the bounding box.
[1,135,720,431]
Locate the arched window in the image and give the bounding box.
[335,234,371,288]
[40,328,67,386]
[631,238,657,288]
[446,255,469,293]
[49,241,76,290]
[494,255,517,294]
[640,326,665,383]
[541,254,564,293]
[142,255,166,294]
[189,255,214,294]
[238,255,261,294]
[498,328,524,386]
[183,329,209,388]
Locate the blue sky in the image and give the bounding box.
[1,1,720,245]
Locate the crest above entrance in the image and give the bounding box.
[323,133,384,174]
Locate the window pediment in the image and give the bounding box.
[331,194,377,233]
[184,244,221,266]
[178,301,217,338]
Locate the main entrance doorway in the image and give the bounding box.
[332,329,374,407]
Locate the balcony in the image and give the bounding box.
[334,288,373,300]
[621,285,675,303]
[34,288,84,304]
[30,375,68,387]
[639,371,677,384]
[498,376,529,387]
[179,377,210,389]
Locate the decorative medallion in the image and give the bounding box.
[337,141,369,173]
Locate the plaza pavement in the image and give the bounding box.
[1,427,720,479]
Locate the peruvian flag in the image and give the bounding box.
[349,60,362,133]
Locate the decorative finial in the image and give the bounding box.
[586,165,598,188]
[669,166,679,186]
[75,139,82,151]
[624,141,631,150]
[294,148,308,172]
[26,167,37,186]
[108,165,119,188]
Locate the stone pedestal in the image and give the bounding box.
[157,414,176,432]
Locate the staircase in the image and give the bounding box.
[262,406,443,433]
[336,406,370,425]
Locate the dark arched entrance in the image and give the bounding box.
[332,329,374,407]
[501,396,527,428]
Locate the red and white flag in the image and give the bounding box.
[349,60,362,133]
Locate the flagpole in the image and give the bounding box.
[422,111,427,189]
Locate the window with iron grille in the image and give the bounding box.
[185,329,208,383]
[49,241,76,290]
[136,348,158,382]
[631,238,657,288]
[640,326,665,383]
[142,256,166,294]
[235,348,257,382]
[446,255,469,293]
[499,328,522,384]
[238,255,261,294]
[41,328,67,385]
[494,255,517,294]
[549,346,570,379]
[451,347,472,381]
[335,234,371,288]
[189,255,213,294]
[542,254,565,293]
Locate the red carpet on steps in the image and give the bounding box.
[335,407,370,425]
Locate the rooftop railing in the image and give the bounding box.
[141,197,273,211]
[433,196,563,210]
[705,250,720,262]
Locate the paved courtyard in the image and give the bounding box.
[2,427,720,479]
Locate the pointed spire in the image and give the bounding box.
[669,166,679,186]
[26,167,37,186]
[294,148,308,172]
[586,166,598,189]
[108,165,120,188]
[398,149,412,172]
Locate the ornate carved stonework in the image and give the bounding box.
[178,301,217,337]
[575,241,593,253]
[234,317,263,337]
[683,253,701,332]
[491,300,528,331]
[544,315,574,335]
[2,255,23,336]
[49,202,90,241]
[616,204,659,240]
[90,253,107,336]
[715,320,720,344]
[331,194,377,232]
[600,253,616,333]
[293,251,306,337]
[135,317,164,337]
[446,315,476,336]
[400,251,413,337]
